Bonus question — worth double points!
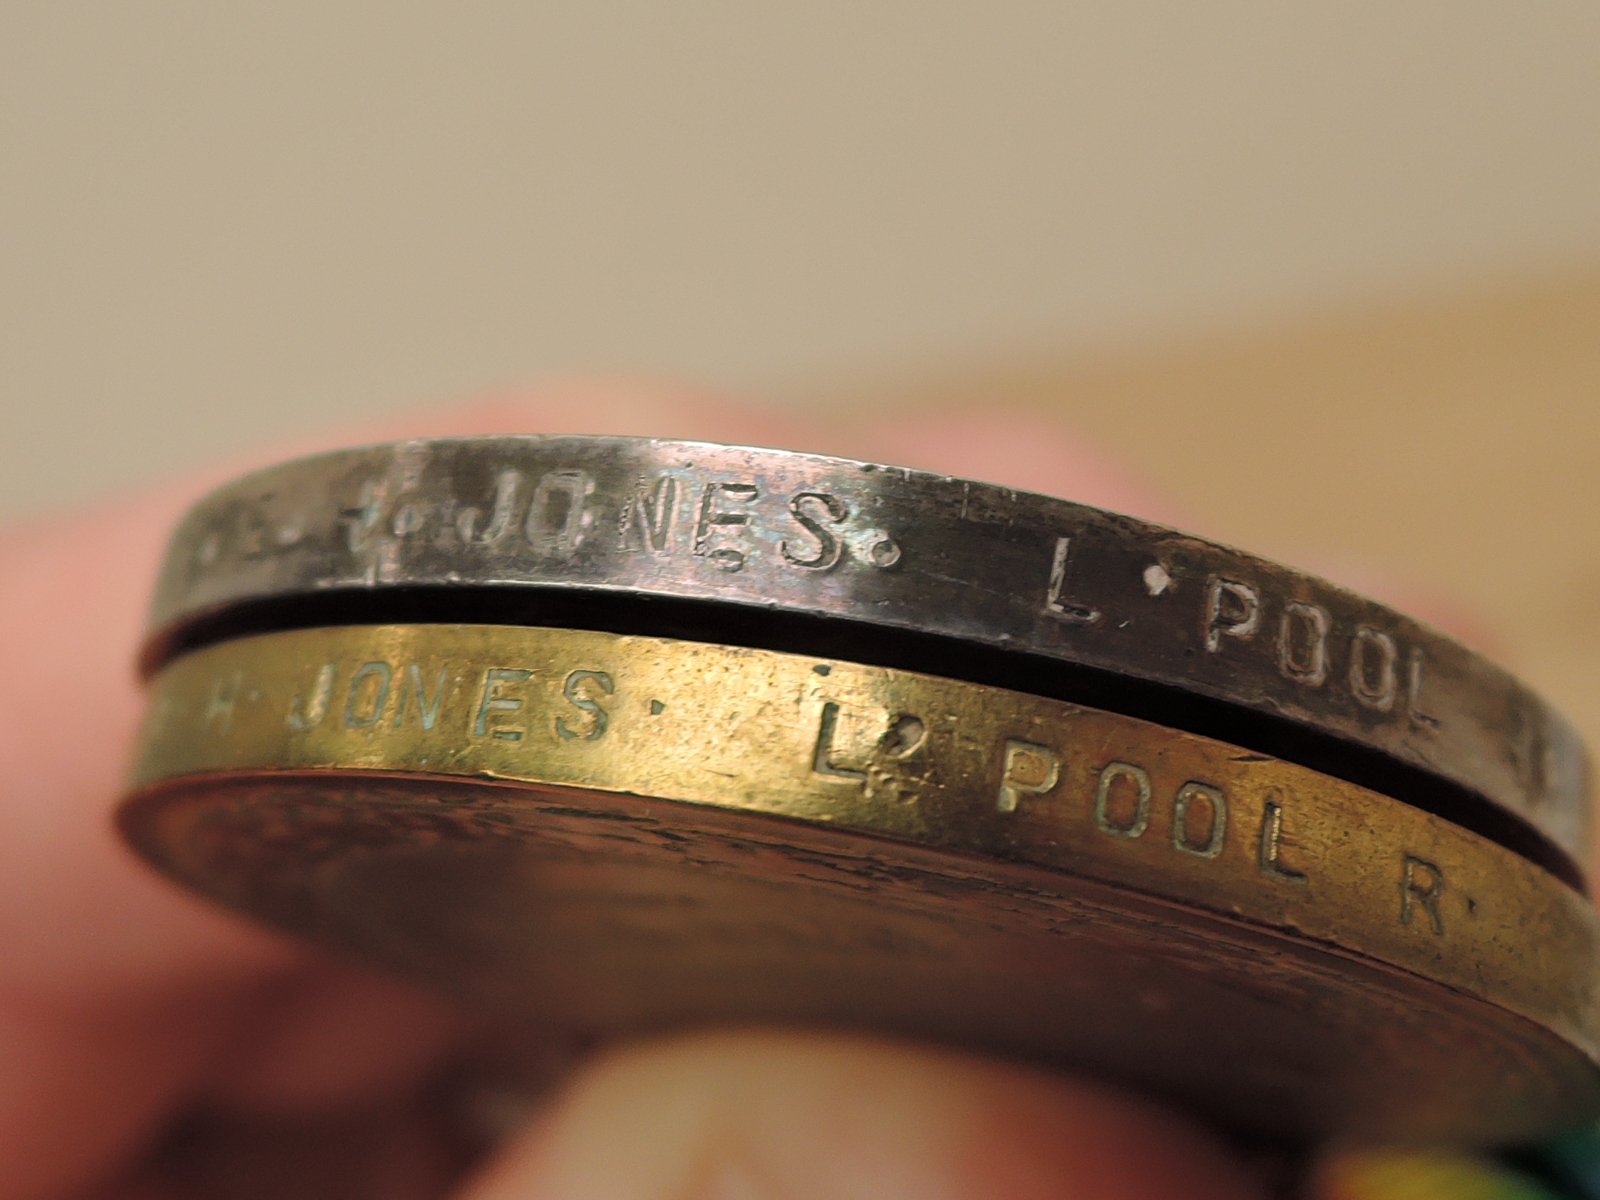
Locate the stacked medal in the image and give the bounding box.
[121,436,1600,1153]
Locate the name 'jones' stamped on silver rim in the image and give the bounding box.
[142,436,1592,879]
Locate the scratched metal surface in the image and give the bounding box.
[142,436,1592,877]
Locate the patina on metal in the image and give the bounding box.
[120,623,1600,1146]
[138,437,1592,885]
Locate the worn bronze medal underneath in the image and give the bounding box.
[121,626,1600,1146]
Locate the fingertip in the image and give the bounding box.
[465,1031,1259,1200]
[953,1063,1260,1200]
[1288,555,1510,658]
[289,376,828,461]
[0,505,307,999]
[203,960,466,1116]
[851,408,1191,528]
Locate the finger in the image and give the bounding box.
[198,959,464,1115]
[0,381,821,1198]
[1278,555,1508,658]
[851,408,1188,527]
[108,1095,470,1200]
[463,1031,1259,1200]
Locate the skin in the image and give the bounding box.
[0,380,1261,1199]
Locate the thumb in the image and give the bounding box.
[460,1030,1260,1200]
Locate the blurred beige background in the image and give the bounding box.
[3,4,1599,737]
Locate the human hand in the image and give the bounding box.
[0,380,1275,1199]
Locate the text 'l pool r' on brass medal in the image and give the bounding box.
[121,624,1600,1147]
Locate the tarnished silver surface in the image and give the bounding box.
[144,436,1591,878]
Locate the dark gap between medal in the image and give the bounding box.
[139,585,1586,894]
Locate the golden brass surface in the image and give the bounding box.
[122,624,1600,1144]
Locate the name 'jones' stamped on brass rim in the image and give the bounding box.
[139,437,1592,884]
[124,625,1600,1080]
